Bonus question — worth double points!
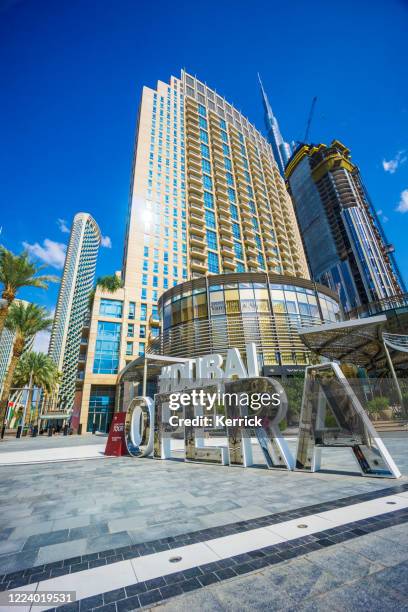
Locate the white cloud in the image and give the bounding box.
[382,150,407,174]
[23,238,67,269]
[396,189,408,213]
[33,330,50,354]
[101,235,112,248]
[57,218,70,234]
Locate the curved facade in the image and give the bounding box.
[157,272,339,370]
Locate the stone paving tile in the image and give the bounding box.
[304,544,384,581]
[370,560,408,598]
[260,557,342,604]
[85,531,133,554]
[153,588,226,611]
[0,549,38,574]
[342,532,408,567]
[36,538,87,565]
[293,577,408,612]
[209,572,297,611]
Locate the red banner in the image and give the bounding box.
[105,412,128,456]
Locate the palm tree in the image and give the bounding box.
[88,274,123,308]
[12,352,61,430]
[0,247,57,337]
[0,302,53,429]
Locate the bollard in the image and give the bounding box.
[77,423,82,435]
[1,425,5,439]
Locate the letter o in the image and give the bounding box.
[125,397,155,457]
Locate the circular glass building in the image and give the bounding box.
[156,272,340,374]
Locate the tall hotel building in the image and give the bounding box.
[285,141,405,313]
[47,213,101,413]
[77,70,334,433]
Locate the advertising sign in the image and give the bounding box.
[105,412,128,456]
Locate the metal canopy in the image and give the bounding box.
[298,314,408,373]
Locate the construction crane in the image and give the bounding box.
[303,96,317,143]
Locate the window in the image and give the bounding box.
[199,116,208,129]
[202,158,211,173]
[126,341,133,356]
[228,188,236,203]
[143,260,148,272]
[201,143,210,159]
[236,262,245,272]
[200,129,209,144]
[205,210,216,228]
[257,253,265,268]
[141,288,147,300]
[93,321,121,374]
[230,204,238,220]
[206,229,218,250]
[143,246,149,257]
[220,118,226,130]
[153,261,159,273]
[224,158,232,171]
[252,217,259,231]
[208,251,219,273]
[226,172,234,186]
[139,343,145,357]
[128,302,135,319]
[127,323,134,337]
[198,104,206,117]
[232,222,241,239]
[222,144,230,156]
[234,241,243,260]
[255,234,262,250]
[153,276,158,288]
[140,303,147,321]
[99,299,123,318]
[204,191,214,208]
[203,174,212,190]
[221,131,228,143]
[140,325,146,338]
[142,274,148,286]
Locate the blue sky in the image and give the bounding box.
[1,0,407,322]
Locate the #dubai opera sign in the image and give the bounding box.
[108,343,401,479]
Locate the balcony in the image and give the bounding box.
[190,222,206,237]
[190,234,203,248]
[216,197,229,212]
[190,210,205,224]
[244,234,257,249]
[188,173,202,190]
[222,257,235,271]
[191,259,207,274]
[221,244,234,257]
[218,213,231,228]
[188,182,204,198]
[191,246,207,260]
[186,139,201,155]
[245,245,257,257]
[189,198,204,215]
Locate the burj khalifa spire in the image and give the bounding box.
[258,74,291,176]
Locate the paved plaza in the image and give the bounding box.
[0,433,407,610]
